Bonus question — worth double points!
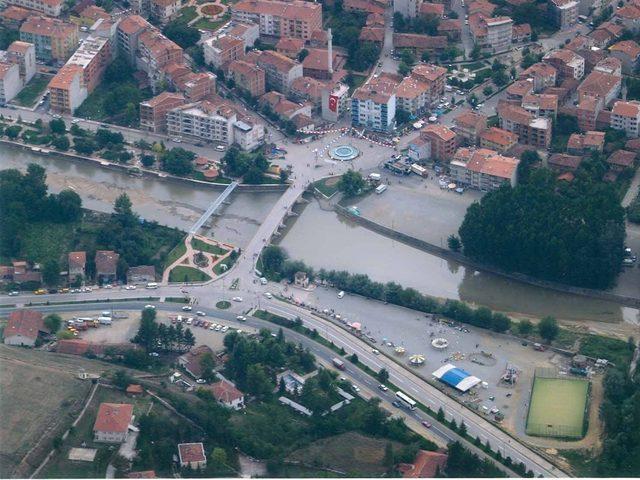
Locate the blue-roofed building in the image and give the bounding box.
[432,363,481,392]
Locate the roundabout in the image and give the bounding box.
[328,144,360,161]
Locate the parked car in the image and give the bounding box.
[232,296,243,302]
[196,311,206,316]
[236,315,247,321]
[182,306,192,311]
[421,421,432,428]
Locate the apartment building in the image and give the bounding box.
[479,127,518,153]
[449,147,519,191]
[116,15,149,64]
[594,56,622,76]
[321,82,350,122]
[167,100,264,150]
[174,71,216,102]
[575,95,603,131]
[521,93,558,119]
[228,59,266,97]
[420,124,457,161]
[49,35,110,114]
[0,62,21,103]
[351,73,397,131]
[276,37,305,58]
[256,50,302,94]
[549,0,578,29]
[577,70,621,106]
[395,64,446,116]
[20,16,78,62]
[289,76,325,107]
[150,0,181,24]
[542,49,584,80]
[452,110,487,145]
[6,41,35,85]
[0,6,32,29]
[393,0,422,18]
[609,40,640,74]
[506,78,534,102]
[231,0,322,40]
[566,130,605,154]
[140,91,185,132]
[611,100,640,138]
[520,62,557,92]
[203,34,245,69]
[469,14,513,54]
[259,90,312,119]
[6,0,63,17]
[498,103,551,148]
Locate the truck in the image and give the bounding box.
[411,163,427,177]
[98,317,112,325]
[375,184,388,194]
[146,282,158,289]
[332,358,345,370]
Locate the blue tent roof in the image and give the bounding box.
[440,367,472,388]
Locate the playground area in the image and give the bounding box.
[525,369,590,439]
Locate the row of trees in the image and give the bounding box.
[260,246,515,334]
[0,164,82,257]
[133,307,195,353]
[222,146,271,183]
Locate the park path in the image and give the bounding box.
[161,234,234,283]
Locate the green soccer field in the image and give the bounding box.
[525,376,589,439]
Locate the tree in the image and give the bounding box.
[42,259,60,286]
[349,353,359,364]
[297,48,309,61]
[337,170,365,197]
[52,135,70,151]
[55,189,82,222]
[517,150,540,184]
[538,316,559,343]
[211,447,228,468]
[112,369,132,389]
[437,407,445,421]
[49,118,66,134]
[459,421,467,436]
[5,125,22,139]
[73,137,97,155]
[396,108,411,125]
[377,368,389,383]
[516,319,533,335]
[199,352,216,382]
[471,44,482,60]
[447,234,461,252]
[160,148,195,176]
[133,307,159,352]
[421,51,430,62]
[163,20,200,48]
[483,86,494,96]
[261,245,287,279]
[398,61,411,77]
[44,313,62,332]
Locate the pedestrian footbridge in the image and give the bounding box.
[189,181,238,234]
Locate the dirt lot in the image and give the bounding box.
[287,432,403,476]
[0,346,93,477]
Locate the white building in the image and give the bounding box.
[449,147,519,191]
[6,41,36,85]
[6,0,63,16]
[611,100,640,138]
[393,0,422,18]
[93,403,133,443]
[321,82,350,122]
[0,62,21,104]
[351,73,397,131]
[549,0,578,29]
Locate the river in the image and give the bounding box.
[278,198,640,326]
[4,144,638,327]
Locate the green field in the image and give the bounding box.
[526,375,589,439]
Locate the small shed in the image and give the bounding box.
[572,354,588,368]
[126,384,144,397]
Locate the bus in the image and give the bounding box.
[396,391,417,410]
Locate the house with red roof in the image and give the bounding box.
[178,442,207,469]
[93,403,134,443]
[208,379,245,409]
[3,309,47,347]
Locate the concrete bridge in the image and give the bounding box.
[189,181,239,234]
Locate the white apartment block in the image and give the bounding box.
[485,17,513,53]
[256,51,302,94]
[7,0,63,16]
[550,0,578,29]
[351,75,397,132]
[0,62,22,104]
[393,0,422,18]
[6,41,36,85]
[610,100,640,138]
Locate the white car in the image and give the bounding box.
[352,384,361,393]
[221,326,229,333]
[196,379,206,384]
[372,349,380,355]
[144,304,155,310]
[378,384,388,391]
[264,292,273,299]
[186,318,193,325]
[149,352,160,357]
[232,296,243,302]
[124,285,136,290]
[196,311,206,316]
[8,291,19,296]
[209,324,216,330]
[182,306,192,311]
[215,325,222,331]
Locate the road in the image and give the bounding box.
[2,300,521,477]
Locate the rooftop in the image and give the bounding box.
[232,0,321,21]
[3,310,45,341]
[21,16,77,38]
[612,100,640,117]
[178,443,206,464]
[480,126,518,147]
[93,403,133,434]
[209,379,244,403]
[610,39,640,59]
[421,124,456,141]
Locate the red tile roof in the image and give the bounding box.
[421,124,456,141]
[612,100,640,117]
[126,384,144,394]
[4,310,45,341]
[607,150,636,168]
[610,40,640,59]
[93,403,133,434]
[210,379,243,404]
[178,443,206,464]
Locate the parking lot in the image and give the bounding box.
[292,287,575,437]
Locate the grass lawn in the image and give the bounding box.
[163,241,187,269]
[14,75,49,107]
[213,253,237,275]
[41,386,152,479]
[174,5,198,24]
[216,300,231,309]
[579,335,633,368]
[526,376,589,439]
[348,75,366,94]
[191,238,228,255]
[169,265,211,282]
[314,177,340,198]
[193,13,230,31]
[21,222,77,266]
[287,432,403,476]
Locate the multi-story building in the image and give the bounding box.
[613,3,640,33]
[575,95,603,131]
[93,403,133,443]
[74,5,110,27]
[167,100,264,150]
[506,79,534,102]
[351,73,397,131]
[259,90,311,119]
[449,147,519,191]
[542,49,584,80]
[20,16,78,62]
[498,103,551,148]
[420,124,457,161]
[549,0,578,29]
[138,28,183,85]
[411,63,446,103]
[0,62,21,104]
[521,93,558,119]
[512,23,531,43]
[609,40,640,74]
[49,35,111,114]
[577,70,621,106]
[116,15,149,64]
[289,76,324,107]
[393,0,422,18]
[276,36,305,58]
[231,0,322,40]
[173,71,216,103]
[6,0,63,17]
[479,126,518,153]
[566,130,605,154]
[228,59,266,97]
[302,48,336,81]
[520,62,557,92]
[256,50,302,94]
[6,41,36,85]
[611,100,640,138]
[321,82,350,122]
[469,14,513,54]
[225,22,259,49]
[452,110,487,145]
[150,0,181,24]
[140,91,185,132]
[203,34,245,69]
[395,64,446,116]
[594,56,622,76]
[0,6,32,29]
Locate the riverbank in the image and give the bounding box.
[335,205,640,309]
